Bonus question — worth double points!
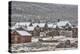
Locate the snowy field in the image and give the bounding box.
[11,36,78,53]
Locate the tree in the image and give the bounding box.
[29,22,33,26]
[57,19,60,22]
[65,23,69,28]
[72,25,76,28]
[55,25,59,30]
[44,23,48,31]
[68,26,72,31]
[65,23,72,31]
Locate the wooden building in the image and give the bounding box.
[46,30,59,37]
[11,30,32,44]
[72,27,78,38]
[59,30,72,37]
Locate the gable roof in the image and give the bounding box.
[47,23,53,28]
[57,21,72,26]
[21,26,35,31]
[29,23,45,28]
[11,26,16,30]
[56,21,72,28]
[38,23,45,27]
[53,25,57,28]
[11,21,72,30]
[15,22,31,26]
[16,30,32,36]
[32,23,39,27]
[26,26,35,31]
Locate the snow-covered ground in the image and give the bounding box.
[11,36,78,53]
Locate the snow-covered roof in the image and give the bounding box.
[16,30,32,36]
[11,21,72,30]
[52,25,57,28]
[32,23,45,28]
[56,21,72,28]
[32,23,39,27]
[15,22,31,26]
[47,23,57,28]
[48,23,53,28]
[38,23,45,27]
[26,26,34,31]
[11,26,19,30]
[11,26,16,30]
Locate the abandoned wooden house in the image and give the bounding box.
[46,30,59,37]
[72,27,78,38]
[11,30,32,44]
[59,30,72,37]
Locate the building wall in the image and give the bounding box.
[20,36,31,43]
[72,28,78,38]
[11,31,32,44]
[59,30,72,37]
[46,30,59,36]
[11,34,20,44]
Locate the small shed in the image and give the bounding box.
[11,30,32,44]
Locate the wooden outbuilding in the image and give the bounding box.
[11,30,32,44]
